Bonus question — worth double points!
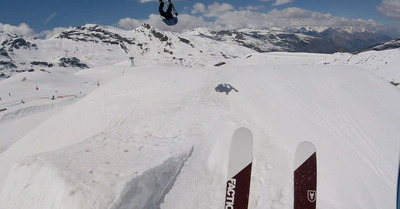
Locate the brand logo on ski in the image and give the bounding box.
[225,179,236,209]
[307,190,316,202]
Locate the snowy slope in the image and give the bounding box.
[0,51,399,209]
[322,49,400,84]
[369,38,400,51]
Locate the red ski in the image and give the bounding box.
[224,127,253,209]
[294,141,317,209]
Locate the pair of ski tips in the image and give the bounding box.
[223,127,317,209]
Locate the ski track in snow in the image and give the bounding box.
[305,69,392,185]
[0,51,399,209]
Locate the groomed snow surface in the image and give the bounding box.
[0,51,400,209]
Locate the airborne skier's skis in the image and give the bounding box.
[170,0,178,16]
[158,0,178,26]
[224,127,253,209]
[294,141,317,209]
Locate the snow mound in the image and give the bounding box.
[2,145,192,209]
[321,49,400,83]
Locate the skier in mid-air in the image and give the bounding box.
[159,0,178,26]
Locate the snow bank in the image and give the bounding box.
[0,158,81,209]
[110,148,193,209]
[0,147,193,209]
[322,49,400,83]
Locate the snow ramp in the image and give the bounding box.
[0,52,399,209]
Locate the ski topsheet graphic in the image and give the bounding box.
[294,141,317,209]
[224,127,253,209]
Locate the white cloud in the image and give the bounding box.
[191,3,206,14]
[118,14,213,32]
[208,7,379,31]
[0,23,34,37]
[39,26,73,39]
[119,17,144,29]
[190,2,234,17]
[377,0,400,19]
[213,10,270,29]
[241,5,265,11]
[266,7,379,29]
[206,2,234,17]
[118,4,382,33]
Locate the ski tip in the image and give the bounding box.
[234,127,252,134]
[232,127,253,145]
[294,141,316,170]
[228,127,253,179]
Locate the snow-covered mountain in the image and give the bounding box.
[196,26,390,54]
[0,23,255,79]
[365,38,400,51]
[0,24,392,79]
[321,47,400,86]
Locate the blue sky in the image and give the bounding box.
[1,0,400,36]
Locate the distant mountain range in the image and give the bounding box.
[0,23,397,79]
[201,26,392,53]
